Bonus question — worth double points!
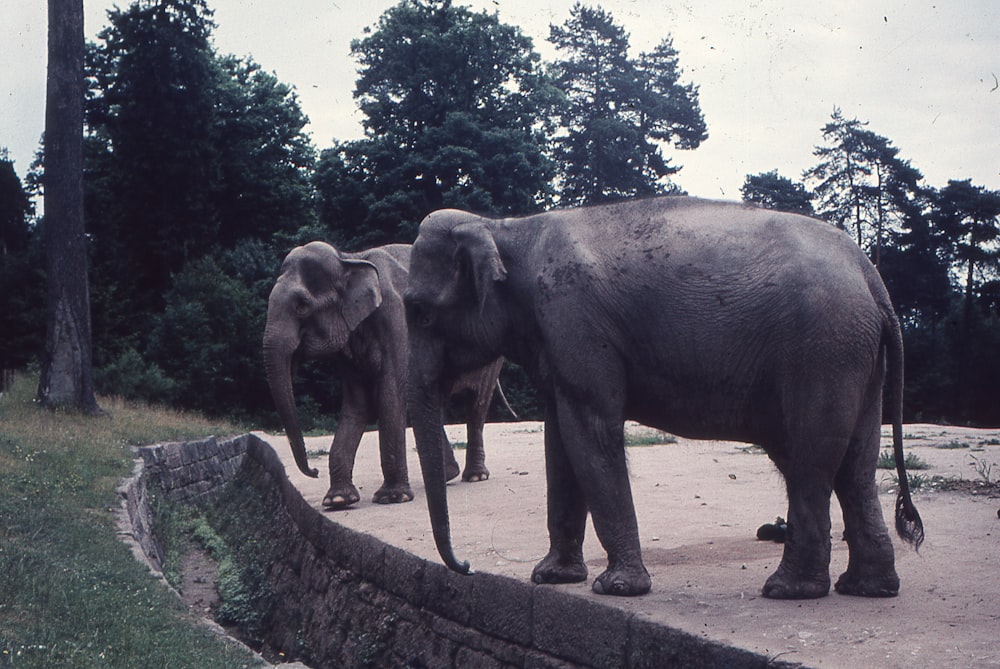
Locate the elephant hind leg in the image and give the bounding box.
[462,424,490,482]
[762,473,834,599]
[833,411,899,597]
[762,432,844,600]
[438,426,462,482]
[461,388,491,482]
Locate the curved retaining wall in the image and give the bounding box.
[118,434,798,669]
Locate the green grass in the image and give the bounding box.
[0,373,263,668]
[152,494,277,650]
[625,427,678,447]
[877,449,930,470]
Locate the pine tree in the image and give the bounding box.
[805,108,923,265]
[741,170,814,215]
[321,0,556,245]
[548,3,706,204]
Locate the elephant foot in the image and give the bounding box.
[531,552,588,585]
[372,482,415,505]
[445,461,461,482]
[592,564,651,597]
[834,567,899,597]
[323,484,361,510]
[462,465,490,482]
[762,564,830,599]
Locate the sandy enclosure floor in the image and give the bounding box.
[258,423,1000,669]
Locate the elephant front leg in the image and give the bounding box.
[325,398,368,510]
[538,392,651,596]
[372,381,414,505]
[531,412,588,586]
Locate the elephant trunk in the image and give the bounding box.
[409,342,471,575]
[263,329,319,479]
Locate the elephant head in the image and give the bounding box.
[263,241,381,478]
[405,211,509,574]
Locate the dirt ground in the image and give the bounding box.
[255,423,1000,669]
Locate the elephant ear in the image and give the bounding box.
[341,258,382,330]
[452,222,507,312]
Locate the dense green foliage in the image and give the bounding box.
[747,109,1000,425]
[0,154,43,383]
[740,170,815,216]
[79,0,317,425]
[153,478,282,649]
[0,375,260,668]
[2,0,999,426]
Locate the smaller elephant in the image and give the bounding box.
[263,241,509,509]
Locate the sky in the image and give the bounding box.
[2,0,998,202]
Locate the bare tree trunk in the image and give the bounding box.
[1,241,9,395]
[37,0,101,414]
[874,162,884,269]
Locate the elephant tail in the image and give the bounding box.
[884,307,925,551]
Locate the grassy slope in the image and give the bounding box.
[0,375,264,668]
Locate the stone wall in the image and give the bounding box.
[118,435,799,669]
[117,434,253,573]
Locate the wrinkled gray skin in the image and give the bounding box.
[263,241,506,510]
[404,197,924,598]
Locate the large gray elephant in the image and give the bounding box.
[404,196,924,598]
[263,241,508,510]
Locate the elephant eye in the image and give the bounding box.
[294,294,310,316]
[407,301,435,329]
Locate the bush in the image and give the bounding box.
[95,347,177,403]
[145,256,269,418]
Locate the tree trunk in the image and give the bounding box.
[1,242,9,395]
[874,162,884,268]
[37,0,100,414]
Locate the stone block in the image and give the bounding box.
[380,543,428,607]
[532,587,630,669]
[471,571,533,647]
[165,448,183,471]
[523,651,578,669]
[626,616,780,669]
[359,532,387,585]
[319,519,364,576]
[422,562,474,626]
[454,646,510,669]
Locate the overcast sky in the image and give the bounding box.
[2,0,998,201]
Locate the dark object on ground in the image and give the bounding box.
[756,517,787,543]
